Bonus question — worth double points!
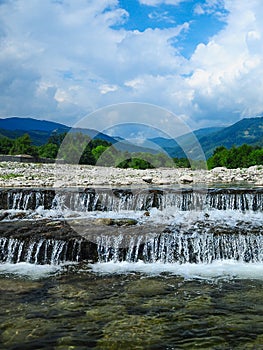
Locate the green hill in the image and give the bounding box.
[199,117,263,157]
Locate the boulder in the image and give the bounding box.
[142,176,153,184]
[94,218,138,226]
[179,175,193,184]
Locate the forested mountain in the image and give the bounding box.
[0,117,69,132]
[0,117,116,146]
[151,117,263,158]
[199,117,263,157]
[0,116,262,159]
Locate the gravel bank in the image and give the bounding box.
[0,162,262,187]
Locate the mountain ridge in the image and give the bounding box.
[0,116,262,158]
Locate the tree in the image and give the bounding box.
[92,145,109,162]
[117,157,154,170]
[207,146,228,169]
[38,143,59,159]
[48,132,67,146]
[9,134,38,157]
[207,144,263,169]
[0,136,14,154]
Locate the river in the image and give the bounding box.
[0,186,262,349]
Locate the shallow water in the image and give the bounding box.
[1,187,263,349]
[0,263,263,350]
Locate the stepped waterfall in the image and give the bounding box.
[0,187,262,266]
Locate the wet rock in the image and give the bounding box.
[0,211,9,221]
[94,218,114,226]
[94,218,138,226]
[8,211,28,220]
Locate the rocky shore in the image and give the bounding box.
[0,161,262,187]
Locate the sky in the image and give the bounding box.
[0,0,263,131]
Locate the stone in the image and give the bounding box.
[179,175,193,184]
[211,167,227,172]
[142,176,153,184]
[94,218,114,226]
[94,218,138,226]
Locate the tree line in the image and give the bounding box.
[207,144,263,169]
[0,132,187,169]
[0,132,262,169]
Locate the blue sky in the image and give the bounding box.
[116,0,228,58]
[0,0,263,133]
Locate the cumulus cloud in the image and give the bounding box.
[0,0,262,129]
[188,0,263,124]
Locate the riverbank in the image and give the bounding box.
[0,161,262,187]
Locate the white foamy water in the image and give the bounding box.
[2,205,262,229]
[90,260,263,280]
[0,262,62,279]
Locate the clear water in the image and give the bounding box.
[0,187,263,349]
[0,262,263,349]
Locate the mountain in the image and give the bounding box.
[199,117,263,157]
[150,118,263,159]
[1,116,262,159]
[0,117,117,146]
[150,127,224,159]
[0,117,69,133]
[0,117,70,145]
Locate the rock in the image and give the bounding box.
[8,212,28,220]
[179,175,193,184]
[0,212,9,221]
[142,176,153,184]
[211,167,227,172]
[94,218,114,226]
[94,218,138,226]
[114,218,138,226]
[234,176,245,182]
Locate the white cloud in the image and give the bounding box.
[99,84,119,94]
[0,0,263,130]
[187,0,263,124]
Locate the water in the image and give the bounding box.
[0,265,263,349]
[0,187,263,349]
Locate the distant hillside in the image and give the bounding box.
[156,118,263,159]
[0,117,70,145]
[0,117,70,132]
[0,117,117,146]
[150,127,224,159]
[199,117,263,157]
[1,116,262,159]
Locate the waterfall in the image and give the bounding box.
[1,188,263,212]
[96,232,263,264]
[1,228,262,266]
[0,237,85,265]
[0,187,262,268]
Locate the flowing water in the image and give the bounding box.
[0,186,263,349]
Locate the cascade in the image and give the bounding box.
[0,188,263,212]
[96,231,263,264]
[0,237,88,264]
[1,231,262,265]
[0,187,262,267]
